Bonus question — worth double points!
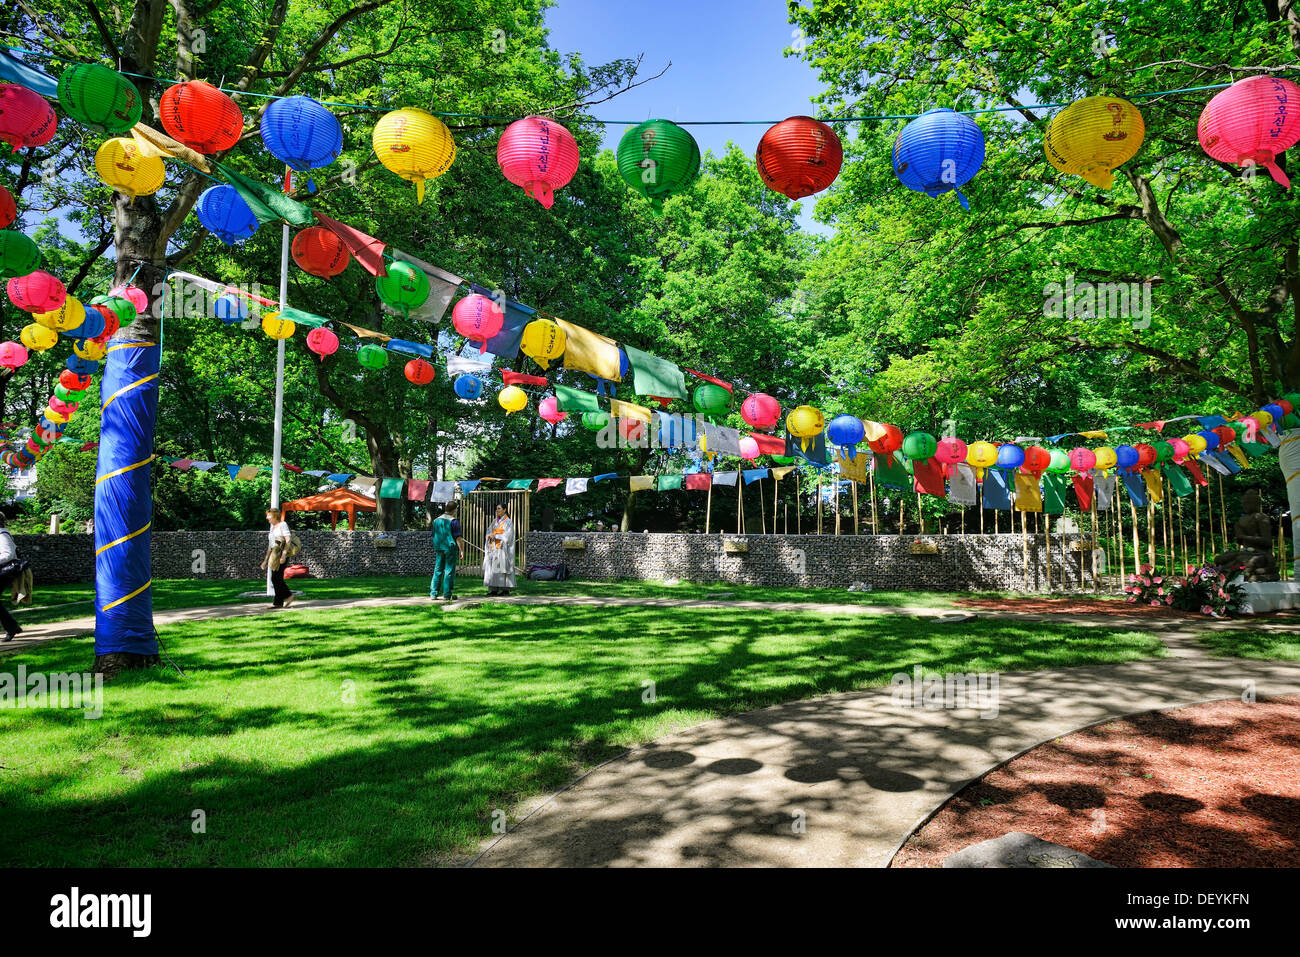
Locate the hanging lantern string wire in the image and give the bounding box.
[5,42,1295,125]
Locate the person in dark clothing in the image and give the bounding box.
[0,517,23,641]
[430,500,463,601]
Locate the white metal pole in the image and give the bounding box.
[267,219,290,595]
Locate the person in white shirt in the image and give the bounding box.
[260,507,294,608]
[0,517,24,640]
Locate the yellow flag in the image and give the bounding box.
[130,122,213,172]
[834,450,868,483]
[557,319,622,381]
[1013,473,1042,512]
[1226,445,1250,469]
[341,322,391,341]
[235,465,260,481]
[629,475,654,491]
[1077,430,1108,440]
[1143,469,1164,503]
[610,398,651,423]
[771,466,796,481]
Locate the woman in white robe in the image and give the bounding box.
[483,504,517,596]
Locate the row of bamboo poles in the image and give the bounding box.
[695,469,1291,591]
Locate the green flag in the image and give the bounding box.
[657,474,683,491]
[214,162,315,226]
[377,478,405,499]
[555,383,601,413]
[1241,440,1271,458]
[1041,472,1068,514]
[277,305,330,328]
[624,344,686,400]
[1162,464,1193,498]
[506,479,534,490]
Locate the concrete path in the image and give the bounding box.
[471,653,1300,867]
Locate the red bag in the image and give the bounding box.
[283,564,310,579]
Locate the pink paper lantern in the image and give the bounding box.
[451,294,504,353]
[741,392,781,430]
[1198,76,1300,188]
[0,341,29,371]
[539,395,567,424]
[1168,438,1191,462]
[7,270,65,313]
[306,326,339,357]
[497,116,581,209]
[1068,447,1097,473]
[109,284,149,314]
[739,436,761,460]
[935,436,967,465]
[48,397,78,417]
[0,84,57,151]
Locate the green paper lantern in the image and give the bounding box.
[772,455,796,465]
[616,119,701,213]
[57,63,142,133]
[54,384,86,402]
[1282,412,1300,428]
[902,431,937,460]
[1047,448,1072,472]
[0,230,41,279]
[375,261,430,316]
[90,295,136,327]
[1152,441,1174,464]
[581,410,610,431]
[358,343,389,369]
[692,383,730,416]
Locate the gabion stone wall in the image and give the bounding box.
[13,530,446,585]
[525,531,1098,592]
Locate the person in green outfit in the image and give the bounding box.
[430,500,464,601]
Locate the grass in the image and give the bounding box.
[0,599,1166,867]
[1198,629,1300,661]
[7,575,1037,627]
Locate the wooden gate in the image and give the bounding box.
[457,488,530,576]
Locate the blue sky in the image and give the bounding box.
[543,0,832,231]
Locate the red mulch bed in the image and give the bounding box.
[892,695,1300,868]
[956,596,1196,617]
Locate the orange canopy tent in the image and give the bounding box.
[281,488,377,530]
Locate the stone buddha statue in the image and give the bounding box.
[1213,489,1279,582]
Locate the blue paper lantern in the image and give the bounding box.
[454,374,483,400]
[66,354,98,376]
[1262,403,1284,422]
[1114,444,1139,470]
[825,414,865,452]
[996,443,1025,469]
[213,293,249,324]
[1197,429,1220,451]
[260,95,343,172]
[64,307,106,340]
[892,108,985,210]
[195,185,259,244]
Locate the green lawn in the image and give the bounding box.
[7,575,1039,627]
[0,600,1165,866]
[1198,629,1300,661]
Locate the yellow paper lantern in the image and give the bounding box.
[966,440,997,469]
[1182,433,1208,455]
[20,323,58,351]
[73,338,107,361]
[43,406,70,424]
[1044,96,1145,189]
[371,107,456,204]
[785,404,824,438]
[1093,446,1118,469]
[498,385,528,414]
[261,312,296,340]
[519,318,566,370]
[34,296,84,331]
[94,137,166,200]
[1252,409,1273,427]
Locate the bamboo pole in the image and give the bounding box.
[852,480,859,535]
[705,481,712,535]
[759,476,766,535]
[916,493,924,535]
[796,471,802,535]
[834,479,841,535]
[1195,485,1202,567]
[737,475,743,534]
[1091,496,1100,592]
[979,483,984,534]
[1021,501,1029,589]
[1178,495,1187,574]
[1044,511,1051,592]
[1217,473,1229,547]
[1116,480,1128,585]
[816,474,823,535]
[1145,501,1156,571]
[870,471,879,533]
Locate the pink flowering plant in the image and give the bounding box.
[1126,563,1245,617]
[1124,564,1170,607]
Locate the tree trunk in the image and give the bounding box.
[368,431,402,530]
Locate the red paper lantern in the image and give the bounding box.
[539,395,567,424]
[1198,76,1300,188]
[291,226,350,278]
[108,283,148,314]
[755,116,843,199]
[0,184,15,229]
[159,81,244,154]
[59,369,92,391]
[935,436,967,465]
[404,358,435,385]
[306,326,339,357]
[867,423,903,454]
[1022,445,1051,474]
[1212,425,1236,447]
[451,293,504,352]
[0,84,57,151]
[496,116,581,209]
[741,392,781,430]
[7,270,65,313]
[88,304,120,343]
[1280,398,1295,416]
[0,341,28,371]
[1133,443,1157,469]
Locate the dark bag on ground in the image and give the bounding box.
[525,562,569,581]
